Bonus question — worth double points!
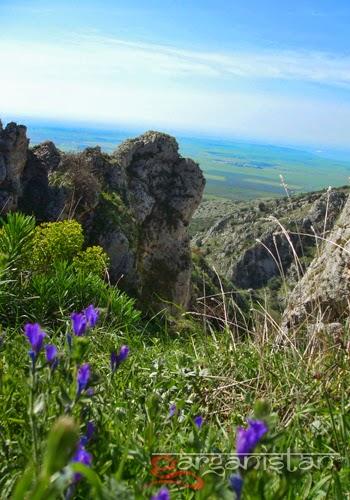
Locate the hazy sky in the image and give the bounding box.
[1,0,350,147]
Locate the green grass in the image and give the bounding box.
[205,174,226,182]
[1,316,350,498]
[1,213,350,499]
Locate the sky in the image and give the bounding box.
[1,0,350,148]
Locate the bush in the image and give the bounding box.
[32,220,84,271]
[0,213,140,329]
[73,246,110,278]
[27,261,140,328]
[0,212,35,271]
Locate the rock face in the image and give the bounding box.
[0,121,29,212]
[193,189,347,290]
[282,195,350,330]
[116,132,205,312]
[0,122,205,314]
[231,189,346,289]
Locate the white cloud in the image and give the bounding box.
[1,34,350,146]
[71,34,350,86]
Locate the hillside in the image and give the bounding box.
[191,187,349,316]
[1,121,350,499]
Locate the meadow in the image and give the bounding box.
[1,213,350,499]
[18,120,350,201]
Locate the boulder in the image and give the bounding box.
[282,195,350,331]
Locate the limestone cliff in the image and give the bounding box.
[0,121,29,212]
[0,121,205,314]
[282,195,350,331]
[192,189,347,291]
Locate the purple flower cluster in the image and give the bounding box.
[77,363,91,396]
[70,313,87,337]
[110,345,130,373]
[45,344,58,370]
[24,323,58,368]
[71,305,99,337]
[72,445,92,469]
[71,421,95,482]
[229,419,268,498]
[194,415,203,429]
[236,419,268,460]
[229,473,243,500]
[80,421,95,447]
[169,404,176,417]
[151,487,170,500]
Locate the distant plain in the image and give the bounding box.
[23,121,350,201]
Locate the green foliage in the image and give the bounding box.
[1,213,350,499]
[0,212,35,270]
[1,315,350,499]
[92,192,137,245]
[73,246,110,278]
[32,220,84,270]
[27,261,140,326]
[0,213,140,329]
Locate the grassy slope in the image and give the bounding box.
[0,208,349,498]
[1,311,350,498]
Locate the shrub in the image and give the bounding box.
[27,261,140,328]
[0,214,140,329]
[32,220,84,271]
[0,212,35,270]
[73,246,109,278]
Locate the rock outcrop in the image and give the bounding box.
[282,195,350,331]
[0,121,205,315]
[0,121,29,212]
[193,189,347,290]
[116,132,205,312]
[231,189,346,289]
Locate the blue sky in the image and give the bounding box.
[1,0,350,148]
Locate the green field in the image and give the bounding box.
[179,137,350,200]
[24,121,350,200]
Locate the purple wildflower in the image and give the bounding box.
[236,419,268,460]
[151,487,170,500]
[110,351,117,371]
[169,404,176,417]
[71,312,87,336]
[77,363,91,395]
[229,474,243,500]
[84,305,99,328]
[86,421,95,441]
[24,323,46,361]
[80,421,95,447]
[194,416,203,429]
[45,344,58,370]
[86,387,94,397]
[110,345,130,372]
[71,444,92,482]
[45,344,57,363]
